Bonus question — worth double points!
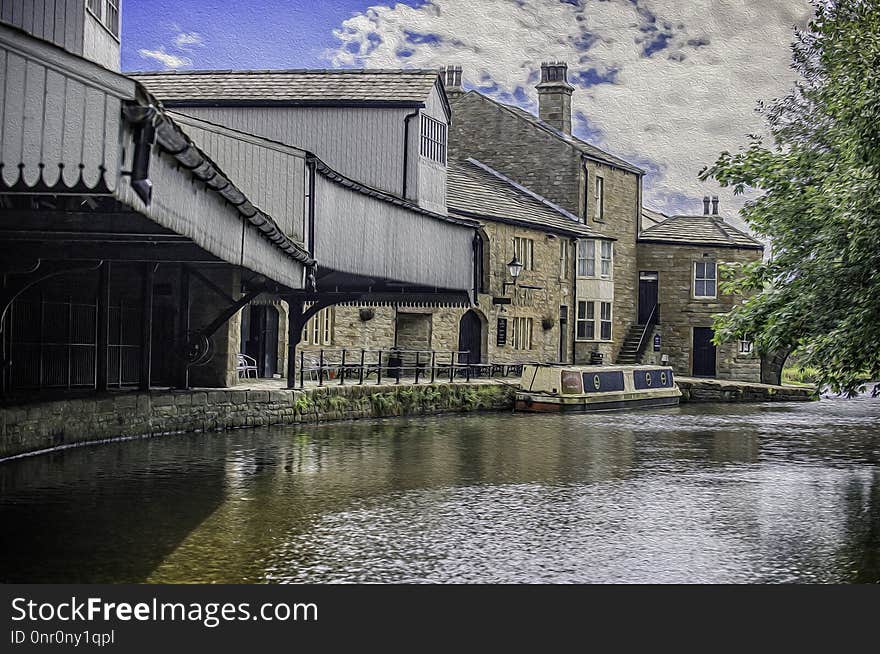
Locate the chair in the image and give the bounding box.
[236,353,258,379]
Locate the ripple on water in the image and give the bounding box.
[1,395,879,583]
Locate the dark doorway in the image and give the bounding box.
[693,327,717,377]
[638,271,659,324]
[458,310,483,364]
[241,305,279,377]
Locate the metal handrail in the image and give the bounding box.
[635,303,659,358]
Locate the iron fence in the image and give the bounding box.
[292,348,527,388]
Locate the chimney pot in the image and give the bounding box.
[703,196,711,215]
[711,195,719,215]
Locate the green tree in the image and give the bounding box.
[700,0,880,396]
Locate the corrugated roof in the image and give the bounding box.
[639,214,763,249]
[448,158,611,239]
[466,92,643,174]
[128,69,444,105]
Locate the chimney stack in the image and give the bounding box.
[711,195,719,215]
[537,61,574,134]
[703,196,711,215]
[443,65,463,98]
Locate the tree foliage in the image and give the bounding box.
[700,0,880,395]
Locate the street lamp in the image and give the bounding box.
[503,256,523,294]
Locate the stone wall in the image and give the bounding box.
[636,242,763,381]
[0,376,815,459]
[677,377,814,403]
[0,382,518,459]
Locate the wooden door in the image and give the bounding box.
[693,327,716,377]
[638,272,658,324]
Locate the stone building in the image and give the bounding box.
[636,199,764,381]
[442,63,644,364]
[296,156,611,369]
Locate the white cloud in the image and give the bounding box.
[174,31,205,50]
[138,47,193,70]
[326,0,813,220]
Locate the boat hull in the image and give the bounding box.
[515,392,680,413]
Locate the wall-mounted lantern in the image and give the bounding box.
[502,256,523,295]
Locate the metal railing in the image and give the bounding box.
[635,303,660,361]
[294,348,527,389]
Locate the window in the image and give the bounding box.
[511,317,533,350]
[577,239,595,277]
[582,169,589,222]
[512,237,534,271]
[600,241,613,277]
[106,0,120,37]
[419,114,447,165]
[559,240,570,279]
[302,307,333,346]
[88,0,120,38]
[600,302,612,340]
[576,301,595,340]
[595,176,605,221]
[693,261,717,298]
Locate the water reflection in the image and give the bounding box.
[1,396,878,583]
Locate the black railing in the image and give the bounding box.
[293,348,527,389]
[635,303,660,361]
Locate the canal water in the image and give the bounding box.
[1,396,878,584]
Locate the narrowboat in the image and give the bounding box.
[515,364,681,412]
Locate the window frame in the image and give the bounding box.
[577,239,596,277]
[511,317,533,351]
[512,236,535,272]
[559,239,570,279]
[600,302,612,341]
[419,113,447,166]
[600,240,613,278]
[693,261,718,299]
[302,307,333,346]
[582,168,589,223]
[87,0,121,40]
[575,300,595,341]
[595,176,605,221]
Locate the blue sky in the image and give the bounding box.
[122,1,426,71]
[122,1,812,218]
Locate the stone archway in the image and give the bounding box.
[761,347,792,386]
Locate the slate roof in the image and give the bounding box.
[639,214,764,249]
[641,207,668,228]
[466,92,643,174]
[448,158,611,239]
[129,69,444,105]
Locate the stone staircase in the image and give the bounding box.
[615,323,649,364]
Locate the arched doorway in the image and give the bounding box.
[458,310,484,364]
[241,304,279,377]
